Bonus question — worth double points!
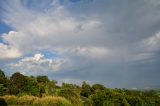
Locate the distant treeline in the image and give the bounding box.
[0,69,160,106]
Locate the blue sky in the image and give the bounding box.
[0,0,160,89]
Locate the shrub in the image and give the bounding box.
[18,95,38,105]
[1,95,72,106]
[126,96,143,106]
[57,88,82,105]
[1,95,17,105]
[82,97,93,106]
[33,96,72,106]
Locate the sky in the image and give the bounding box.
[0,0,160,89]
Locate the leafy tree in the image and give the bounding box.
[25,76,40,96]
[0,69,8,95]
[89,90,107,106]
[45,80,57,95]
[80,81,93,97]
[62,83,81,95]
[37,76,49,83]
[0,84,6,96]
[126,96,143,106]
[92,84,106,93]
[57,88,82,105]
[36,76,50,96]
[10,72,27,94]
[0,69,6,84]
[62,83,79,89]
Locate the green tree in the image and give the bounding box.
[10,72,27,94]
[80,81,93,97]
[92,84,106,93]
[57,88,82,105]
[25,76,40,96]
[36,75,49,97]
[126,96,143,106]
[37,76,49,83]
[0,69,6,84]
[89,90,107,106]
[45,80,57,95]
[0,84,6,96]
[0,69,8,95]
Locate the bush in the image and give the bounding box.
[126,96,143,106]
[33,96,72,106]
[18,95,38,105]
[0,95,72,106]
[57,88,82,105]
[82,97,93,106]
[1,95,17,105]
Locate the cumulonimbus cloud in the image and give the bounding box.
[1,0,160,88]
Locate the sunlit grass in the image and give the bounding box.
[0,95,72,106]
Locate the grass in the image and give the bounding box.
[0,95,72,106]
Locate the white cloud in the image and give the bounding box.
[56,46,110,59]
[2,31,27,53]
[9,53,68,75]
[0,1,103,57]
[1,0,160,88]
[33,54,44,61]
[143,32,160,52]
[0,43,22,59]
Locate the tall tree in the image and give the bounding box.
[25,76,40,96]
[0,69,8,95]
[80,81,93,97]
[92,84,106,93]
[36,75,49,97]
[37,76,49,83]
[10,72,27,94]
[0,69,6,84]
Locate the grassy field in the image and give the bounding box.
[0,95,72,106]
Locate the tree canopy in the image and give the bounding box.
[0,69,160,106]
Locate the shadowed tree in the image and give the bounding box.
[37,76,49,83]
[0,69,8,96]
[80,81,93,97]
[10,72,27,94]
[25,76,40,96]
[92,84,106,93]
[36,75,49,97]
[0,69,6,84]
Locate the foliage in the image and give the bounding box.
[25,76,40,96]
[0,69,160,106]
[45,80,57,95]
[57,88,82,105]
[80,81,93,97]
[10,72,27,94]
[37,75,49,83]
[92,84,106,93]
[0,95,72,106]
[0,69,6,84]
[0,84,6,96]
[33,96,72,106]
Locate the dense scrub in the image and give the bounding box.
[0,95,71,106]
[0,69,160,106]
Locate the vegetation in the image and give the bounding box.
[0,95,71,106]
[0,69,160,106]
